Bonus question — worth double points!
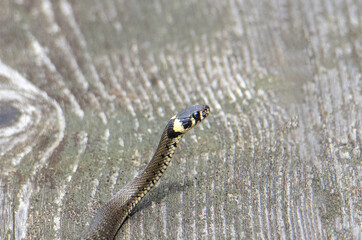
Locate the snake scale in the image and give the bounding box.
[82,105,210,239]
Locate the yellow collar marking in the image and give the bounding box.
[173,118,186,133]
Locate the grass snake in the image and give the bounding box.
[82,105,210,239]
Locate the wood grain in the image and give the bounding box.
[0,0,360,239]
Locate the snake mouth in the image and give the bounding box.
[201,105,210,119]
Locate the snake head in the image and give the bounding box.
[167,105,210,138]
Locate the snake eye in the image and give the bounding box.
[193,111,201,121]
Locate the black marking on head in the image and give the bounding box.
[167,129,182,139]
[181,117,192,129]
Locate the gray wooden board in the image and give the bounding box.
[0,0,361,239]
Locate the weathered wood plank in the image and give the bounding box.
[0,0,360,239]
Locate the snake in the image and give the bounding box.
[82,105,210,240]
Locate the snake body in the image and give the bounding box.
[83,105,210,239]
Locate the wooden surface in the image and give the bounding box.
[0,0,361,239]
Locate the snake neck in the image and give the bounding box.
[123,131,184,213]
